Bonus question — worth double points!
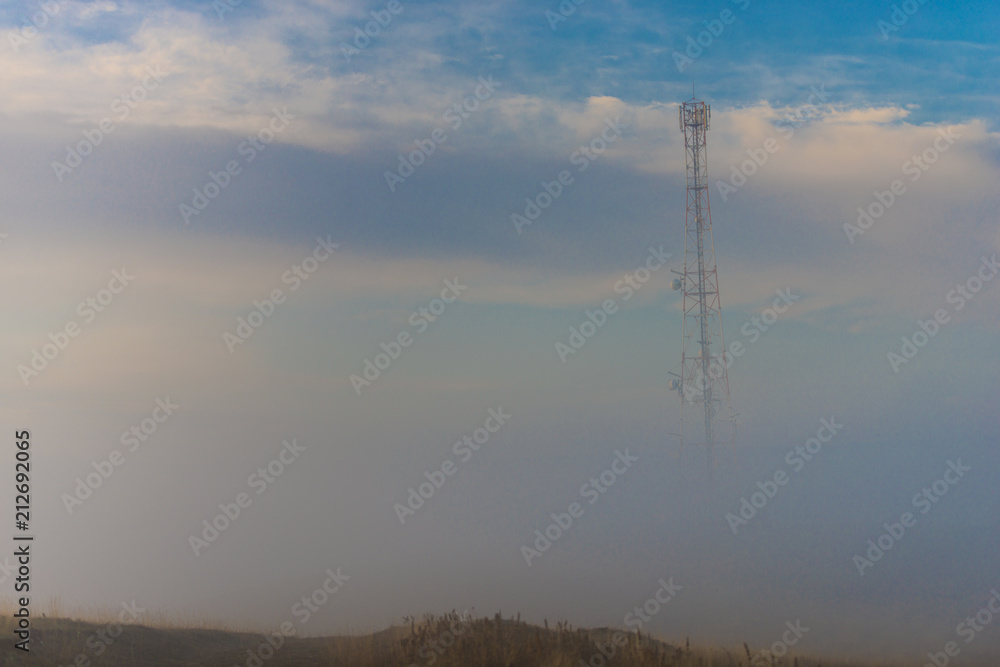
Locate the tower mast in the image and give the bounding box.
[671,96,735,467]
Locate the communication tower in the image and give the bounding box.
[668,97,736,467]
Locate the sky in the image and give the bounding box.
[1,0,999,662]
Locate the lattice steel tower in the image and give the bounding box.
[669,97,735,467]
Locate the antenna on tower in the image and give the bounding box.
[671,96,736,470]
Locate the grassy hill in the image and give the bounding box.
[0,610,907,666]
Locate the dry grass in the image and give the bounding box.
[0,607,918,667]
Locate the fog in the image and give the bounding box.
[2,0,999,663]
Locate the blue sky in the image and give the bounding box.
[1,0,999,662]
